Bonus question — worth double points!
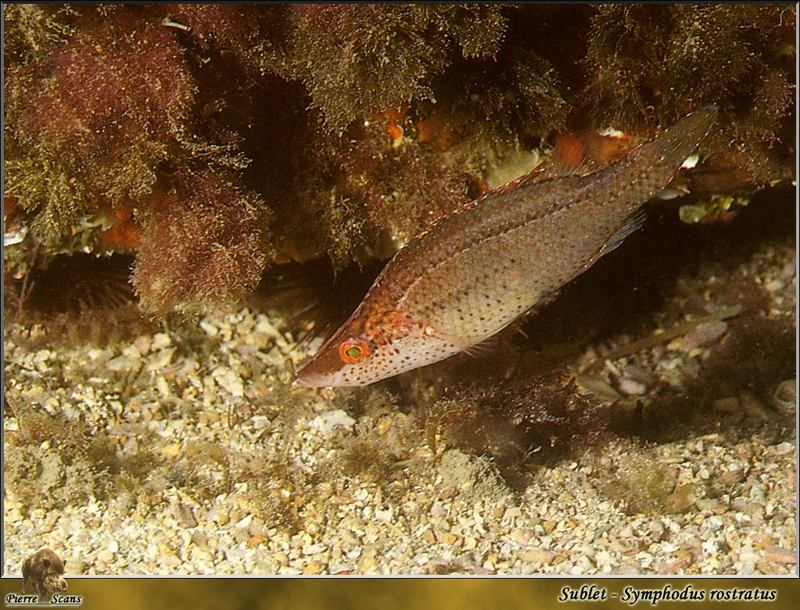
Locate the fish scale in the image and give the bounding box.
[297,106,719,387]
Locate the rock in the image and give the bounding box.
[680,320,728,351]
[148,347,176,370]
[191,531,208,546]
[695,498,721,512]
[208,508,230,527]
[152,333,172,350]
[519,548,555,564]
[665,483,703,514]
[7,507,24,524]
[107,355,139,371]
[156,376,171,398]
[65,558,89,575]
[302,543,326,556]
[713,397,740,414]
[649,519,666,542]
[235,514,253,529]
[764,278,784,292]
[719,469,745,485]
[740,392,773,421]
[436,531,459,546]
[765,547,796,564]
[134,335,152,355]
[161,443,181,459]
[122,344,141,359]
[771,379,796,415]
[303,561,325,575]
[358,555,379,573]
[213,366,244,397]
[199,320,219,337]
[171,498,198,528]
[618,377,647,396]
[309,410,356,436]
[510,529,531,545]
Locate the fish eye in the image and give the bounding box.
[339,338,370,364]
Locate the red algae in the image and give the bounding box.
[3,5,793,317]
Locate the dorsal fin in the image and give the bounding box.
[489,156,598,197]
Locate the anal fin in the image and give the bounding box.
[598,208,647,258]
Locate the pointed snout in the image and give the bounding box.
[295,355,342,387]
[295,363,327,387]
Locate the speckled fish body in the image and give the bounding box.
[297,106,718,387]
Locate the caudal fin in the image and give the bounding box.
[630,105,719,171]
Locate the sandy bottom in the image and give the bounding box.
[3,222,796,576]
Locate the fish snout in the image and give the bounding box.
[295,362,328,387]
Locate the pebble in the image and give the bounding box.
[303,561,324,575]
[772,442,794,456]
[87,348,111,362]
[199,320,219,337]
[157,376,171,398]
[5,498,29,522]
[65,558,89,575]
[436,531,459,546]
[649,520,666,542]
[3,241,794,578]
[210,366,242,397]
[519,548,555,564]
[764,278,784,292]
[310,410,356,436]
[713,397,740,414]
[208,508,230,527]
[134,336,152,355]
[665,483,703,514]
[152,333,172,350]
[765,547,796,564]
[171,498,198,528]
[678,320,728,351]
[719,468,745,485]
[771,379,796,415]
[148,347,175,370]
[107,355,138,371]
[191,531,208,546]
[695,499,720,512]
[302,543,326,556]
[235,514,253,529]
[739,392,773,421]
[618,377,647,396]
[122,344,141,359]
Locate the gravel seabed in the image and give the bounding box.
[3,238,796,576]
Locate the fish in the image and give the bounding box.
[296,105,719,387]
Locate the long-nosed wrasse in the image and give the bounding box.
[297,106,719,387]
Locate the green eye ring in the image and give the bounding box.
[339,338,371,363]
